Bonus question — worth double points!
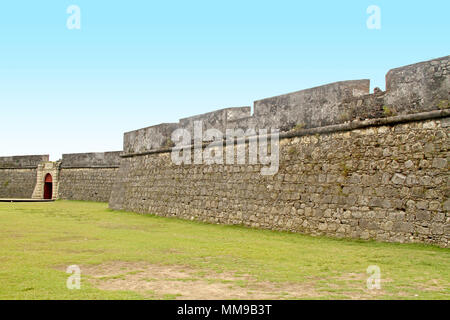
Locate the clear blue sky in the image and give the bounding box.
[1,0,449,160]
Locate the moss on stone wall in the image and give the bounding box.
[0,169,37,198]
[58,168,119,202]
[110,118,449,247]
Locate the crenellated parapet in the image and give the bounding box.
[0,155,49,169]
[0,155,49,199]
[61,151,122,168]
[121,55,450,156]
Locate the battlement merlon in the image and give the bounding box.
[121,55,450,155]
[0,155,49,169]
[61,152,122,168]
[384,55,450,114]
[252,80,370,131]
[123,123,179,155]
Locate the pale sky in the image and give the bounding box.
[1,1,449,160]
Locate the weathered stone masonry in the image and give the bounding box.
[0,152,121,202]
[58,152,121,202]
[0,155,49,199]
[110,55,449,247]
[0,55,448,247]
[109,114,449,247]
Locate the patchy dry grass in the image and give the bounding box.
[0,200,448,300]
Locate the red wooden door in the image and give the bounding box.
[44,174,53,199]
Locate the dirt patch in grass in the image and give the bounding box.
[3,232,23,238]
[59,261,388,300]
[63,249,106,254]
[97,223,157,231]
[424,279,446,290]
[51,236,100,242]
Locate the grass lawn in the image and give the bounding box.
[0,200,448,300]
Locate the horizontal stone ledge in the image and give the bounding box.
[120,109,450,158]
[0,166,38,169]
[60,166,120,169]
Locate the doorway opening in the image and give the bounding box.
[44,174,53,200]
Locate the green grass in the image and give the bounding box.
[0,200,448,300]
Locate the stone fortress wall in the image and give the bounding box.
[120,55,450,155]
[0,152,121,202]
[110,55,450,247]
[0,155,49,199]
[57,152,122,202]
[1,55,448,246]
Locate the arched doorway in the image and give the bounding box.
[43,173,53,200]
